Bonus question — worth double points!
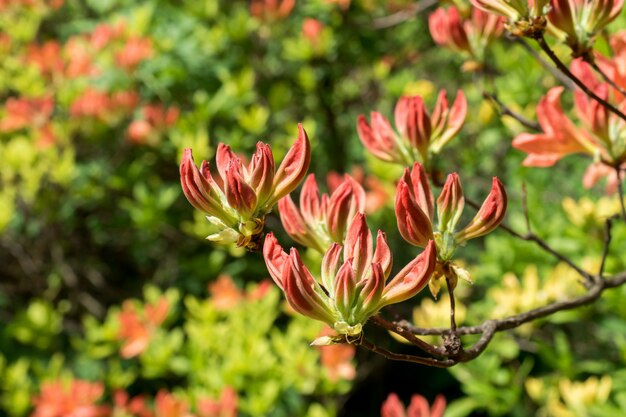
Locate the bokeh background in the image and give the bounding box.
[1,0,626,416]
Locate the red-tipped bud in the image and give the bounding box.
[436,173,465,233]
[278,195,324,251]
[343,213,373,280]
[395,173,434,247]
[456,177,507,242]
[428,7,471,54]
[180,148,227,218]
[394,96,432,160]
[224,162,257,218]
[356,113,402,162]
[381,240,437,306]
[283,249,335,324]
[372,230,393,279]
[321,243,343,294]
[334,260,357,318]
[263,232,288,290]
[359,262,386,316]
[272,123,311,204]
[430,90,467,153]
[247,142,275,205]
[300,174,322,225]
[326,175,366,242]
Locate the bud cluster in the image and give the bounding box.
[357,91,467,166]
[180,124,310,249]
[264,214,437,336]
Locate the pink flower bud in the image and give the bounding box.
[436,173,465,233]
[327,176,366,242]
[224,161,257,218]
[381,240,437,306]
[247,142,275,205]
[395,165,434,247]
[271,123,311,205]
[263,232,288,290]
[356,113,403,163]
[428,7,471,54]
[179,149,231,220]
[394,96,432,161]
[430,90,467,153]
[456,177,507,242]
[343,213,373,280]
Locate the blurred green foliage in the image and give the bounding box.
[1,0,626,416]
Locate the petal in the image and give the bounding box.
[456,177,507,242]
[326,175,365,243]
[248,141,275,205]
[372,230,393,279]
[436,173,465,233]
[224,162,257,217]
[359,261,386,317]
[321,243,343,294]
[382,240,437,306]
[300,174,322,225]
[334,260,357,318]
[263,232,288,290]
[343,213,373,280]
[180,148,226,217]
[272,123,311,203]
[395,181,434,247]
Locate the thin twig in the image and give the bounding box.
[587,59,626,99]
[358,337,456,367]
[535,34,626,123]
[617,167,626,222]
[598,217,613,277]
[445,274,457,333]
[372,0,438,29]
[369,315,446,356]
[466,197,592,281]
[483,92,541,131]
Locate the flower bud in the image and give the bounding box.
[456,177,507,242]
[436,173,465,234]
[395,165,434,247]
[394,96,432,161]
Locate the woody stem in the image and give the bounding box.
[587,59,626,99]
[445,269,457,333]
[535,34,626,123]
[617,167,626,222]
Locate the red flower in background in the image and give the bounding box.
[154,391,193,417]
[31,379,110,417]
[317,326,356,382]
[381,393,446,417]
[197,387,238,417]
[250,0,295,20]
[117,297,169,358]
[128,104,179,144]
[116,36,153,71]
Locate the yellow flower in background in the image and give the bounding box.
[562,196,623,227]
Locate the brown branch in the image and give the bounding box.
[358,270,626,367]
[466,197,593,282]
[372,0,438,29]
[598,217,613,277]
[534,34,626,123]
[483,92,541,131]
[617,167,626,222]
[369,315,446,356]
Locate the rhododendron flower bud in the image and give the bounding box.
[436,173,465,234]
[395,163,435,248]
[358,91,466,165]
[278,173,365,252]
[429,7,471,53]
[549,0,623,57]
[456,177,508,243]
[429,6,504,67]
[264,214,437,337]
[395,164,507,260]
[180,124,310,249]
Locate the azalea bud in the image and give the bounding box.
[180,124,311,249]
[356,113,403,163]
[395,165,434,247]
[394,96,432,161]
[381,240,437,306]
[430,90,467,154]
[263,215,436,340]
[456,177,507,242]
[278,173,365,252]
[428,7,471,54]
[436,173,465,234]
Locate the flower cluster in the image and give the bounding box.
[180,124,310,249]
[381,393,446,417]
[264,213,436,336]
[357,91,467,166]
[428,6,504,70]
[470,0,548,37]
[395,163,507,294]
[512,56,626,192]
